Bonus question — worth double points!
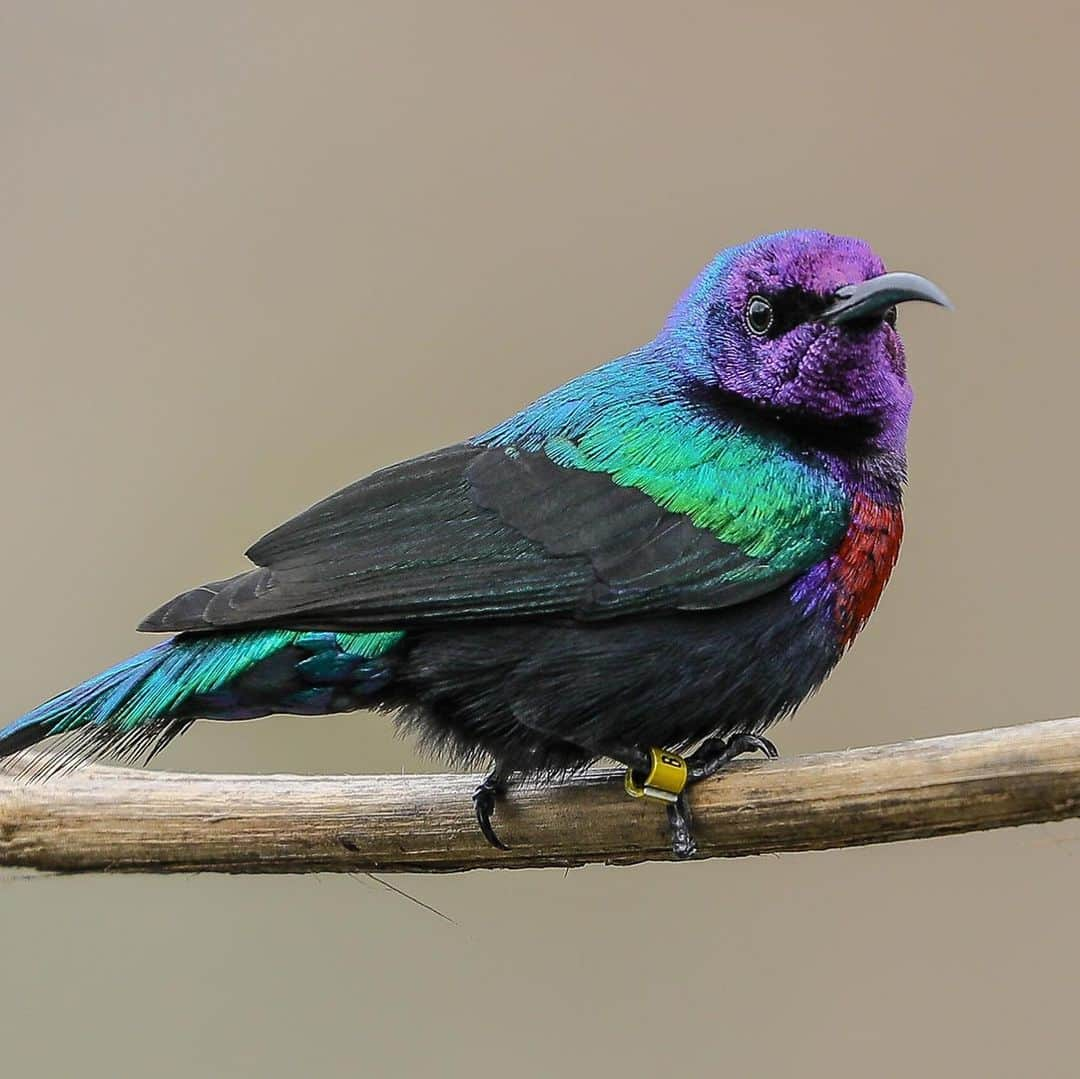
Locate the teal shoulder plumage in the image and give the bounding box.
[480,351,850,582]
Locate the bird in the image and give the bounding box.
[0,229,950,857]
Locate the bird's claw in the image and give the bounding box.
[473,772,510,851]
[732,732,779,759]
[667,794,697,860]
[687,732,777,782]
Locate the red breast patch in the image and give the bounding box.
[831,491,903,648]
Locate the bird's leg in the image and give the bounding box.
[658,734,779,860]
[621,745,697,857]
[619,746,659,787]
[472,769,512,851]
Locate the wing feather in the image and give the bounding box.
[140,442,818,633]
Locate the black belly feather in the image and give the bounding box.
[383,586,840,774]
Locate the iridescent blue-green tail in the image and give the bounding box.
[0,629,403,776]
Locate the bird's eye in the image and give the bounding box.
[883,306,898,328]
[745,295,774,336]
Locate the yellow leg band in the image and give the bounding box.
[624,748,689,804]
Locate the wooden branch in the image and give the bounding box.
[1,718,1078,874]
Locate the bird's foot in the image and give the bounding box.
[473,771,510,851]
[624,735,778,860]
[667,733,777,859]
[687,732,778,783]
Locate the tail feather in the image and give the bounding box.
[0,629,403,776]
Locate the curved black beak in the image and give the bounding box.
[821,271,953,325]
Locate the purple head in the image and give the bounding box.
[663,230,950,451]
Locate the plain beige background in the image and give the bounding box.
[2,2,1078,1076]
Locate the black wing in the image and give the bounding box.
[140,443,795,633]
